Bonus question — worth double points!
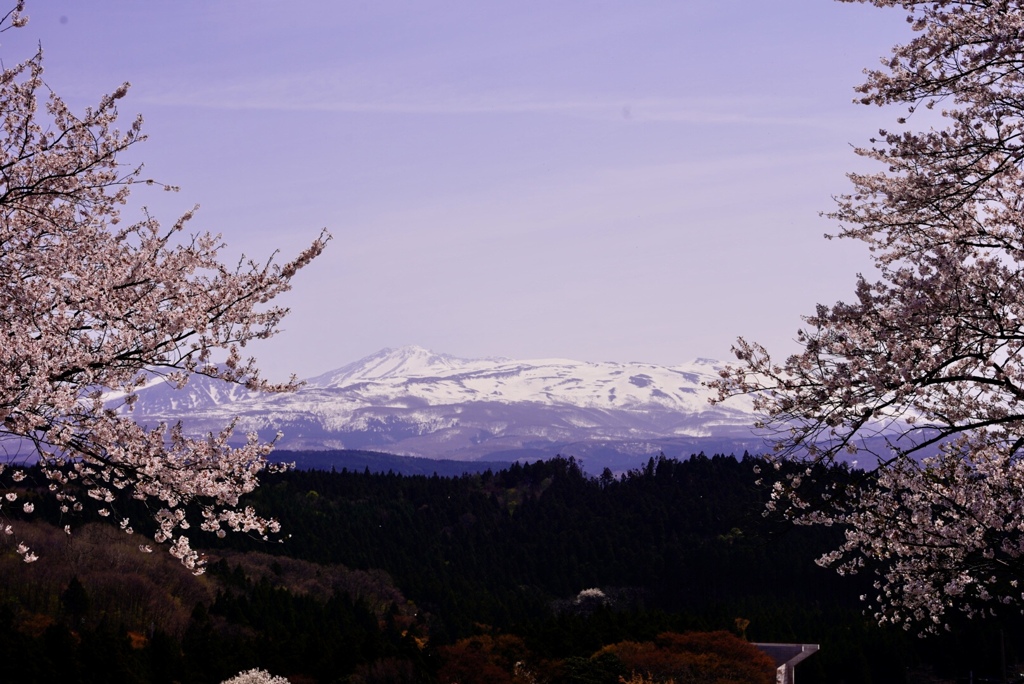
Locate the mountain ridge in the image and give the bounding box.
[124,346,764,469]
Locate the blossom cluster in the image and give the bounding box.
[0,4,328,571]
[713,0,1024,631]
[220,668,291,684]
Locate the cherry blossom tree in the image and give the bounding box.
[221,669,291,684]
[713,0,1024,632]
[0,3,328,572]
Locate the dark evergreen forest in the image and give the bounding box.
[1,453,1019,683]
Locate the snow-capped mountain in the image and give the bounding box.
[124,346,766,468]
[305,346,745,416]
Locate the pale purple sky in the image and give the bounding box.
[7,1,912,381]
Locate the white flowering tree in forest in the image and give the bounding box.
[221,669,291,684]
[713,0,1024,632]
[0,3,328,571]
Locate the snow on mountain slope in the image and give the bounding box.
[126,346,761,462]
[113,372,264,414]
[306,346,751,414]
[309,346,502,386]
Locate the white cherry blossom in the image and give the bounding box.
[0,3,328,571]
[714,0,1024,632]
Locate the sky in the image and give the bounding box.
[4,1,915,381]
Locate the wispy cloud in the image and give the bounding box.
[139,72,842,129]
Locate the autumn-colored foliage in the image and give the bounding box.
[437,634,535,684]
[436,630,775,684]
[598,631,775,684]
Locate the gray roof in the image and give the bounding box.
[753,643,820,669]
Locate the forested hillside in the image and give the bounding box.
[1,454,1018,682]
